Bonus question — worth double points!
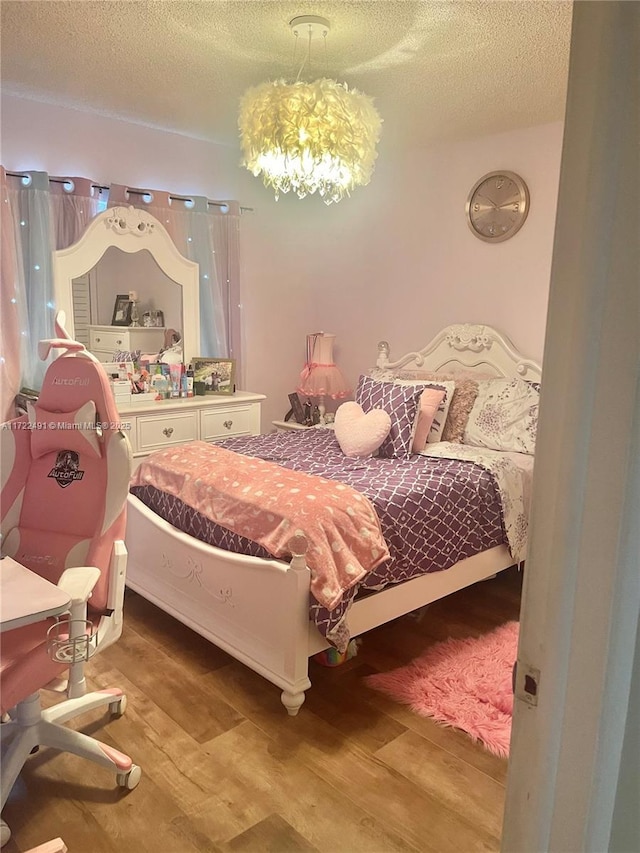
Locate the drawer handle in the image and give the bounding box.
[95,336,101,343]
[162,427,174,438]
[223,420,233,430]
[116,339,123,346]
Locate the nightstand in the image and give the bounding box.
[272,420,334,432]
[272,420,312,431]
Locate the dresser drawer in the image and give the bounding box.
[90,328,130,352]
[89,327,166,357]
[200,405,256,441]
[137,411,198,453]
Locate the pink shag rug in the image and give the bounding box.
[364,621,518,758]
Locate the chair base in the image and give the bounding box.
[0,689,140,847]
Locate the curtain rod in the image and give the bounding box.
[5,171,254,213]
[7,171,109,191]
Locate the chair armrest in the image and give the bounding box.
[57,566,100,606]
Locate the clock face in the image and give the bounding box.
[466,171,529,242]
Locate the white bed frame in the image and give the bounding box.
[125,323,541,714]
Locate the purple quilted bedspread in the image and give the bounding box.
[130,430,507,648]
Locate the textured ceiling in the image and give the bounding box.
[1,0,573,149]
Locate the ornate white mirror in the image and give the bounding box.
[52,206,200,365]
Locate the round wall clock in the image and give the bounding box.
[466,171,530,242]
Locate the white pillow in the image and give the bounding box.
[334,401,391,458]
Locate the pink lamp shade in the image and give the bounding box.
[297,333,351,400]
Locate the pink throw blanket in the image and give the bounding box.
[130,441,390,610]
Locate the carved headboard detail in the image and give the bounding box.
[376,323,541,381]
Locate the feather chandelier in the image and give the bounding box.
[238,17,383,205]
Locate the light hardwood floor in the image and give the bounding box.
[3,567,522,853]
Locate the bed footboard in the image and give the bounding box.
[124,494,313,714]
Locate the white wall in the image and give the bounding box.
[278,121,563,390]
[2,94,563,426]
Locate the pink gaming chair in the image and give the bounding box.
[0,313,140,847]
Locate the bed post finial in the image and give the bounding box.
[288,534,308,572]
[376,340,390,368]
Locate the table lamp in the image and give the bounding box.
[297,332,351,424]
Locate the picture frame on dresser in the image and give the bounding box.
[111,294,132,326]
[193,357,236,395]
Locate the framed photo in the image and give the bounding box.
[287,392,306,424]
[111,294,132,326]
[192,357,236,395]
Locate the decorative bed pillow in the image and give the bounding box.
[392,379,454,445]
[354,375,423,459]
[369,368,480,443]
[463,378,540,454]
[411,388,446,451]
[27,400,101,460]
[333,402,391,458]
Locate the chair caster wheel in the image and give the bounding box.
[117,764,141,790]
[109,695,127,717]
[0,819,11,847]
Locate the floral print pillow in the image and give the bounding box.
[463,378,540,455]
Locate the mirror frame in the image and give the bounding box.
[51,205,201,364]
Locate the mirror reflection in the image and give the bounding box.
[52,206,200,367]
[72,246,183,360]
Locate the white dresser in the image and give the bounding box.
[89,325,166,361]
[115,391,265,463]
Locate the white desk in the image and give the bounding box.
[0,557,71,632]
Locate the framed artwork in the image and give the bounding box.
[286,392,306,424]
[192,357,236,395]
[111,294,133,326]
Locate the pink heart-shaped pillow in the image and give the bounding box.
[334,401,391,458]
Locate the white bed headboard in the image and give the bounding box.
[376,323,542,381]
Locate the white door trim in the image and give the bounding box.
[502,3,640,851]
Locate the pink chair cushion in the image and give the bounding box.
[27,399,101,459]
[334,401,391,458]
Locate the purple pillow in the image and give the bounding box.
[355,375,422,459]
